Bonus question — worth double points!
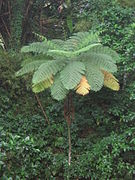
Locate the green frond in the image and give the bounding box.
[21,55,52,67]
[16,60,46,77]
[32,60,66,85]
[62,32,100,51]
[47,32,101,57]
[32,77,53,93]
[47,43,101,58]
[51,75,68,101]
[21,42,49,54]
[21,32,101,58]
[50,39,65,49]
[21,39,60,54]
[85,62,104,91]
[81,52,117,73]
[60,61,85,90]
[17,31,119,100]
[88,45,119,63]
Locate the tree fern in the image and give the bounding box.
[16,31,120,168]
[16,31,120,100]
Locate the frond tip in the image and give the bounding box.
[75,76,90,96]
[51,74,68,101]
[102,70,120,91]
[60,61,85,90]
[32,76,53,93]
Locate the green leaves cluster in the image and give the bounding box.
[16,31,119,100]
[1,0,135,179]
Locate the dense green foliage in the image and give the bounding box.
[16,32,119,100]
[0,0,135,179]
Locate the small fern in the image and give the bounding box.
[16,31,120,100]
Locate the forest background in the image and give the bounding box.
[0,0,135,179]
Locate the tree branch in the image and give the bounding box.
[1,17,11,38]
[35,94,50,124]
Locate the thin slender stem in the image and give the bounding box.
[1,17,11,38]
[68,123,71,166]
[35,94,50,124]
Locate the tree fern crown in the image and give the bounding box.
[16,31,119,100]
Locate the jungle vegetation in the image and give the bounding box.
[0,0,135,179]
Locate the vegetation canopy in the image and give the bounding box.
[16,31,120,100]
[1,0,135,179]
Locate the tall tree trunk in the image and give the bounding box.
[9,0,25,50]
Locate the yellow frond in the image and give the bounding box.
[102,70,120,91]
[75,76,90,96]
[32,76,53,93]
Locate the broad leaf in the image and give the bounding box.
[16,60,46,76]
[51,75,68,101]
[85,62,104,91]
[81,52,117,73]
[102,70,120,91]
[60,61,85,90]
[32,60,65,85]
[75,76,90,96]
[32,76,53,93]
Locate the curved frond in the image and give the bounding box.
[80,52,117,73]
[102,70,120,91]
[32,60,66,85]
[63,32,100,51]
[21,39,61,54]
[51,39,65,49]
[51,75,68,101]
[21,55,52,67]
[48,43,101,58]
[16,60,46,77]
[21,42,49,54]
[85,62,104,91]
[32,76,53,93]
[75,76,90,96]
[60,61,85,90]
[21,32,101,58]
[88,45,119,63]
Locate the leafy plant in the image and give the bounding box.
[16,31,119,100]
[16,31,120,166]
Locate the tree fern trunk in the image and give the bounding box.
[68,123,71,166]
[64,93,74,166]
